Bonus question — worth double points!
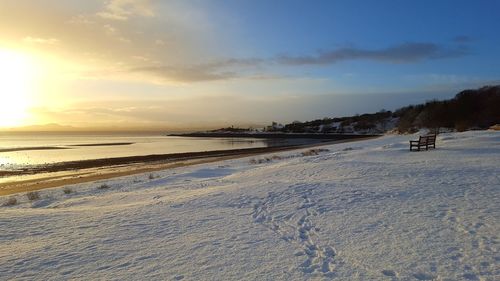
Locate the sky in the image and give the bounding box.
[0,0,499,130]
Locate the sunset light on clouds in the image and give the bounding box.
[0,0,499,130]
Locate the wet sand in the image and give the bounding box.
[0,147,70,153]
[0,142,134,153]
[0,137,377,196]
[69,142,134,147]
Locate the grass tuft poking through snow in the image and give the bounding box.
[97,183,111,189]
[301,148,330,156]
[26,191,40,201]
[271,155,283,160]
[2,197,17,206]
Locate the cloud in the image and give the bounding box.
[276,42,469,65]
[103,24,117,34]
[128,58,265,82]
[100,23,132,43]
[97,0,154,21]
[129,64,237,82]
[131,55,150,62]
[23,36,59,45]
[68,15,95,26]
[125,42,469,82]
[154,39,165,46]
[0,1,474,84]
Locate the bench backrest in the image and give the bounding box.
[426,134,436,144]
[419,134,436,144]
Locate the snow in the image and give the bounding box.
[1,131,499,280]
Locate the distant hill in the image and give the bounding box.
[5,123,77,132]
[265,85,500,134]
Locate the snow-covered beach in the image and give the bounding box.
[1,131,499,280]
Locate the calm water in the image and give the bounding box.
[0,132,318,170]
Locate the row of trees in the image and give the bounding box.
[271,85,499,134]
[395,85,500,132]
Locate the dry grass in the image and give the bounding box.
[3,197,17,206]
[97,183,111,189]
[257,158,271,164]
[26,191,40,201]
[301,148,330,156]
[249,148,330,164]
[249,155,284,165]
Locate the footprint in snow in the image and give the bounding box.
[462,273,479,280]
[381,269,396,277]
[413,272,436,280]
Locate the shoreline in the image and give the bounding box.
[69,142,134,147]
[0,145,307,177]
[0,146,70,153]
[169,132,381,139]
[0,136,377,196]
[0,142,135,153]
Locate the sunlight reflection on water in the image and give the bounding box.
[0,133,317,170]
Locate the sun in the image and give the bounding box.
[0,49,37,128]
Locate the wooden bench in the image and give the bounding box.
[410,134,436,151]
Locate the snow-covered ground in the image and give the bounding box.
[1,131,499,280]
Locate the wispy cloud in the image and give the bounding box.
[97,0,154,21]
[128,58,265,82]
[276,42,469,65]
[127,42,470,82]
[0,1,474,84]
[129,65,237,82]
[23,36,59,45]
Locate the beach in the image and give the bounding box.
[1,130,498,280]
[2,2,497,279]
[0,137,375,196]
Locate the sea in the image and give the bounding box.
[0,132,321,171]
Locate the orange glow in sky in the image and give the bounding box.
[0,1,498,131]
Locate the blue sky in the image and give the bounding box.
[208,0,499,89]
[0,0,499,129]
